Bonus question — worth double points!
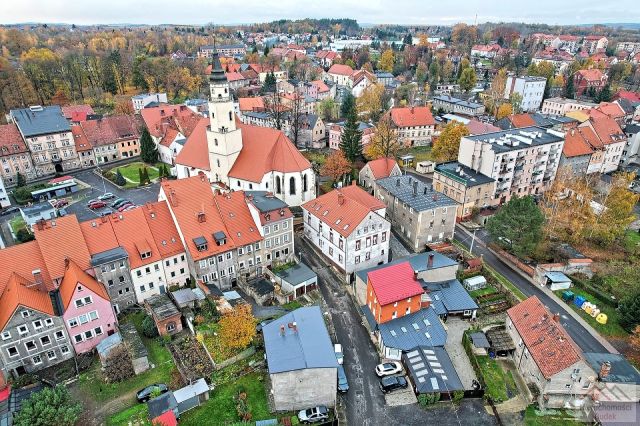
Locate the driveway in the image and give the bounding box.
[454,225,608,354]
[296,235,497,426]
[443,318,478,390]
[389,234,410,260]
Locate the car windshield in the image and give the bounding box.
[305,409,314,416]
[383,363,394,369]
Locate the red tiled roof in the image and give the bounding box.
[80,218,119,255]
[310,80,330,93]
[366,158,399,179]
[0,241,53,296]
[328,64,354,76]
[33,215,92,281]
[587,116,626,145]
[0,123,29,156]
[390,107,435,128]
[507,296,582,379]
[61,104,95,120]
[508,114,537,128]
[215,191,262,247]
[613,90,640,103]
[141,202,186,259]
[238,97,265,112]
[58,259,110,310]
[576,69,606,82]
[368,262,424,306]
[140,105,201,139]
[71,126,92,152]
[302,185,385,238]
[562,128,595,157]
[466,120,500,134]
[0,273,55,331]
[228,123,312,183]
[226,72,246,82]
[175,118,211,171]
[80,118,117,147]
[593,102,625,120]
[108,115,140,139]
[110,208,161,269]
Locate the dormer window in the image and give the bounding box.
[140,251,151,259]
[193,236,208,252]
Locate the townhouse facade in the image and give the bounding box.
[359,158,402,190]
[0,123,36,187]
[541,97,597,116]
[389,106,437,147]
[329,121,375,150]
[457,127,565,204]
[432,96,485,117]
[374,176,458,251]
[302,185,391,280]
[433,161,496,220]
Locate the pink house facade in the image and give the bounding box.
[60,260,118,354]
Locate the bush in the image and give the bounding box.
[13,385,81,426]
[452,390,464,403]
[16,228,34,243]
[418,393,440,406]
[141,315,159,338]
[103,344,134,383]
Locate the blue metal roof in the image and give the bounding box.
[96,332,122,356]
[422,279,479,314]
[403,346,464,393]
[356,251,458,282]
[378,308,447,350]
[11,105,71,137]
[264,306,338,374]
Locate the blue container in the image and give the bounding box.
[574,295,586,308]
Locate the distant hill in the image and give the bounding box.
[578,23,640,30]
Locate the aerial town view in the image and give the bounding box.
[0,1,639,425]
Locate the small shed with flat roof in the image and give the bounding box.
[273,262,317,301]
[543,271,572,291]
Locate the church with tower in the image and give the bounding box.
[174,52,315,206]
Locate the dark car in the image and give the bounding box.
[112,200,131,209]
[110,198,126,208]
[136,383,168,402]
[379,375,408,393]
[337,365,349,393]
[1,206,19,216]
[298,405,329,424]
[118,203,134,212]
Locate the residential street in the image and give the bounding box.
[296,234,497,426]
[454,225,608,354]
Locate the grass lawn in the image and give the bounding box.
[302,150,328,167]
[9,216,27,234]
[553,289,628,338]
[524,405,583,425]
[77,311,175,404]
[402,145,433,163]
[623,230,640,253]
[107,403,149,426]
[475,356,516,403]
[282,300,304,311]
[109,161,164,188]
[469,285,499,299]
[179,372,271,425]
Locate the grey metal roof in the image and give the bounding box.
[193,236,207,247]
[464,126,563,153]
[213,231,226,242]
[544,271,571,283]
[147,392,177,419]
[120,323,148,359]
[248,278,275,296]
[375,72,394,78]
[10,105,71,137]
[246,191,289,212]
[470,332,490,348]
[403,346,464,393]
[263,306,338,374]
[96,332,122,356]
[20,203,55,216]
[171,288,198,306]
[435,161,495,187]
[433,95,483,109]
[421,279,479,314]
[275,262,316,286]
[376,175,457,212]
[355,251,458,283]
[146,294,180,321]
[243,111,271,120]
[377,307,447,350]
[173,378,209,403]
[584,353,640,385]
[90,246,128,266]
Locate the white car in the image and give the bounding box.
[334,343,343,365]
[375,361,403,377]
[98,192,116,201]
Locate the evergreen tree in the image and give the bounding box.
[261,72,276,93]
[143,167,150,184]
[115,169,126,186]
[340,92,355,118]
[264,45,270,56]
[339,106,363,163]
[597,84,612,102]
[13,385,81,426]
[486,196,545,258]
[565,72,575,99]
[619,291,640,331]
[16,171,26,188]
[138,168,144,186]
[140,127,158,164]
[587,86,597,99]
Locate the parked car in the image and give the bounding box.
[110,198,126,208]
[298,405,329,424]
[117,203,134,212]
[99,209,113,217]
[86,199,100,207]
[112,200,131,209]
[88,201,107,210]
[379,375,408,393]
[99,192,115,201]
[53,199,68,208]
[334,343,344,365]
[136,383,168,402]
[123,205,137,211]
[375,361,402,377]
[337,365,349,393]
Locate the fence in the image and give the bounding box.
[487,243,535,277]
[215,346,257,371]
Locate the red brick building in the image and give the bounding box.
[574,69,608,97]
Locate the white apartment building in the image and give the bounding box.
[504,75,547,112]
[541,97,597,116]
[457,127,565,204]
[131,93,168,112]
[302,185,391,280]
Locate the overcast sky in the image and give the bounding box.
[3,0,639,26]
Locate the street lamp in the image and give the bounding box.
[469,228,477,254]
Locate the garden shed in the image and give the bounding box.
[96,332,123,365]
[463,275,487,291]
[145,294,183,336]
[273,262,317,301]
[173,378,210,414]
[544,272,572,291]
[148,392,178,423]
[120,323,150,374]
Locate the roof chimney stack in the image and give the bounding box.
[599,361,611,380]
[427,253,434,269]
[552,313,560,322]
[337,192,345,205]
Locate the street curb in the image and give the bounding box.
[455,225,619,355]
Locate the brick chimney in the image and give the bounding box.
[599,361,611,380]
[420,292,432,309]
[552,313,560,322]
[427,253,434,269]
[337,192,345,205]
[32,269,46,292]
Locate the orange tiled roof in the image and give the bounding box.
[310,80,330,93]
[141,202,186,259]
[593,102,625,120]
[508,113,537,128]
[328,64,354,76]
[576,68,606,82]
[109,208,161,269]
[390,106,435,128]
[215,192,262,247]
[0,241,53,295]
[229,123,312,183]
[0,123,29,156]
[61,104,95,120]
[175,118,211,171]
[507,296,582,379]
[238,97,265,112]
[80,218,120,256]
[302,185,385,238]
[0,273,55,331]
[140,105,201,139]
[80,118,118,147]
[586,115,626,145]
[71,125,92,152]
[58,259,110,310]
[33,216,92,281]
[366,158,399,179]
[225,72,246,82]
[562,128,595,157]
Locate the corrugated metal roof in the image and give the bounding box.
[173,378,209,403]
[544,272,571,283]
[403,346,464,393]
[264,306,338,374]
[274,262,316,286]
[355,251,458,283]
[378,308,447,350]
[422,279,479,313]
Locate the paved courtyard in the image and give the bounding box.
[444,317,478,390]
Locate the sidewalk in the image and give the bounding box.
[456,225,619,354]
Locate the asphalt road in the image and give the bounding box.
[296,234,497,426]
[454,225,608,354]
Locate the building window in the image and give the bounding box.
[7,346,18,357]
[94,327,103,336]
[167,322,176,332]
[32,320,43,330]
[47,350,56,361]
[55,331,65,340]
[2,331,11,340]
[17,325,28,335]
[289,177,296,195]
[32,355,42,365]
[25,341,36,351]
[40,336,51,346]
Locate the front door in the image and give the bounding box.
[159,284,166,294]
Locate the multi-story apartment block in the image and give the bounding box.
[504,75,547,112]
[578,116,627,173]
[0,123,36,187]
[432,95,485,117]
[457,127,565,204]
[541,97,597,116]
[0,175,8,209]
[302,185,391,280]
[131,93,168,112]
[374,176,457,251]
[389,106,437,147]
[582,36,608,54]
[198,44,246,58]
[433,162,496,220]
[616,41,640,54]
[10,105,80,176]
[559,127,597,176]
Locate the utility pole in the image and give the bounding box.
[469,228,477,254]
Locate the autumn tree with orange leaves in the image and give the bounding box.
[321,150,352,183]
[218,304,256,352]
